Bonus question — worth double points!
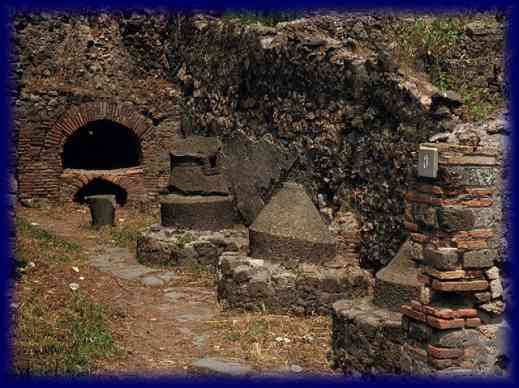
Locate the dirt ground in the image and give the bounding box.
[12,203,341,377]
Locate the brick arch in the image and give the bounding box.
[38,101,155,202]
[45,101,151,151]
[59,167,145,205]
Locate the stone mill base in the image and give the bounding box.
[331,298,405,375]
[136,224,249,268]
[216,252,372,315]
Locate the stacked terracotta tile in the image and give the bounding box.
[400,142,504,372]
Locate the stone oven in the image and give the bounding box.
[17,101,167,206]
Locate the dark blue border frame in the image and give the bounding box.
[0,0,517,387]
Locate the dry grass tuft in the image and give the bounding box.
[203,311,335,374]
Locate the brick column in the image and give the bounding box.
[400,142,503,374]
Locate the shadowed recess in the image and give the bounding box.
[74,178,128,206]
[62,120,142,170]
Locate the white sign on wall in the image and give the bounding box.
[418,146,438,178]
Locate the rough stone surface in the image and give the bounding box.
[217,253,371,315]
[373,239,421,311]
[168,135,230,195]
[331,298,405,375]
[424,247,460,270]
[90,247,155,280]
[463,249,496,268]
[221,132,297,225]
[191,357,254,376]
[141,275,165,287]
[137,225,249,268]
[169,165,230,196]
[249,182,336,265]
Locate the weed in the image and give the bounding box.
[221,10,302,27]
[82,210,155,249]
[12,291,120,375]
[15,217,80,264]
[177,232,195,249]
[391,15,504,120]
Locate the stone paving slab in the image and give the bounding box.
[141,275,165,287]
[191,357,254,376]
[174,304,215,322]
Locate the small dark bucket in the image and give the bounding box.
[85,194,116,227]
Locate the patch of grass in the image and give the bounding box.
[177,232,195,248]
[16,217,80,264]
[109,226,143,248]
[391,15,504,120]
[12,291,121,375]
[221,10,303,27]
[393,17,464,90]
[12,214,122,375]
[81,209,156,249]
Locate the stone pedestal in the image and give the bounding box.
[160,194,239,231]
[217,253,371,315]
[332,298,405,374]
[137,225,249,268]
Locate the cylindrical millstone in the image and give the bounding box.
[160,194,238,231]
[86,194,116,227]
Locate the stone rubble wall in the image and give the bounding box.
[216,252,372,315]
[171,14,464,271]
[331,298,405,375]
[136,225,249,268]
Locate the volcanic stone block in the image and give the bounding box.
[424,247,460,270]
[331,298,405,374]
[438,207,475,232]
[463,249,496,268]
[160,194,239,231]
[86,194,115,227]
[221,132,297,225]
[373,239,421,311]
[430,329,482,348]
[249,182,336,264]
[172,135,222,158]
[438,166,498,188]
[168,135,230,195]
[169,165,230,195]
